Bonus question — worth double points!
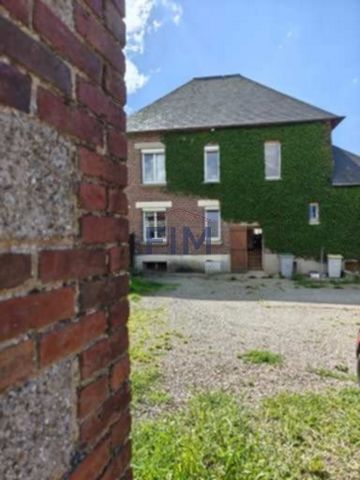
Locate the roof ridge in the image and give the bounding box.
[193,74,243,81]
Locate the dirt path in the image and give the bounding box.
[140,274,360,408]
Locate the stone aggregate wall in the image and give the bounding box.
[0,1,131,479]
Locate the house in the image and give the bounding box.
[126,75,360,274]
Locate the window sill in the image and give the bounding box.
[141,242,168,246]
[265,177,281,181]
[142,183,167,187]
[309,221,320,226]
[203,180,220,184]
[206,240,222,245]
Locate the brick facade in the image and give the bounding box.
[127,132,231,268]
[0,1,130,479]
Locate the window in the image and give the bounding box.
[205,208,221,241]
[309,203,320,225]
[204,145,220,183]
[143,210,167,242]
[142,149,166,184]
[265,142,281,180]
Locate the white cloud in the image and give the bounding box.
[125,0,183,95]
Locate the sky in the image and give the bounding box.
[126,0,360,153]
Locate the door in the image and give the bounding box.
[230,226,248,272]
[247,228,263,270]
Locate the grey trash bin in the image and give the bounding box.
[279,254,295,278]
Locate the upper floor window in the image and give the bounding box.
[309,203,320,225]
[204,145,220,183]
[205,208,221,242]
[143,210,167,243]
[142,149,166,185]
[265,141,281,180]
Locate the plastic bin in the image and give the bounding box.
[279,254,295,278]
[328,255,343,278]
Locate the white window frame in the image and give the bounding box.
[141,148,166,185]
[264,141,282,180]
[309,203,320,225]
[204,207,221,242]
[143,209,167,243]
[204,145,220,183]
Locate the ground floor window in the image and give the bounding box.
[309,203,320,225]
[143,210,167,243]
[205,208,221,241]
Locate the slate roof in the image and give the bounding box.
[332,146,360,186]
[128,74,343,133]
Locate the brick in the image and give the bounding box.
[109,246,129,273]
[111,0,125,17]
[79,183,107,211]
[109,299,129,330]
[110,327,129,360]
[77,77,126,127]
[38,88,103,146]
[111,355,130,390]
[81,338,111,379]
[104,65,126,104]
[108,128,127,159]
[81,216,128,244]
[78,375,109,419]
[80,276,129,310]
[0,340,35,393]
[104,1,126,44]
[79,147,127,186]
[80,385,130,444]
[0,288,75,342]
[84,0,103,17]
[101,441,131,480]
[40,311,107,367]
[0,62,31,113]
[69,437,110,480]
[39,249,107,282]
[111,410,131,451]
[0,253,31,289]
[75,2,125,72]
[34,1,102,83]
[0,16,71,96]
[108,189,128,215]
[0,0,30,25]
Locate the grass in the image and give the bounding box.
[309,367,357,383]
[130,275,177,301]
[238,349,284,365]
[133,388,360,479]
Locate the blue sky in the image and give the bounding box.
[126,0,360,152]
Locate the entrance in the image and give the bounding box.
[230,225,263,272]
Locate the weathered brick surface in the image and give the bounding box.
[81,216,128,244]
[75,2,125,71]
[0,0,130,476]
[0,62,31,112]
[78,375,109,419]
[69,437,110,480]
[39,249,107,282]
[40,311,107,367]
[0,340,35,393]
[34,1,102,83]
[79,183,107,211]
[80,276,128,310]
[79,147,127,185]
[0,16,71,95]
[38,88,103,146]
[0,288,75,342]
[0,0,30,25]
[0,253,31,289]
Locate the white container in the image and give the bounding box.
[328,255,343,278]
[279,254,295,278]
[204,260,222,274]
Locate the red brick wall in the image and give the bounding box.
[127,132,230,256]
[0,2,131,479]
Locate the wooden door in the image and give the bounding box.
[230,226,248,272]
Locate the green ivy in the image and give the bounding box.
[163,122,360,259]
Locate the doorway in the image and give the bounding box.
[230,225,263,272]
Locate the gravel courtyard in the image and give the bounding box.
[138,273,360,410]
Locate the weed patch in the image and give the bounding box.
[238,349,284,365]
